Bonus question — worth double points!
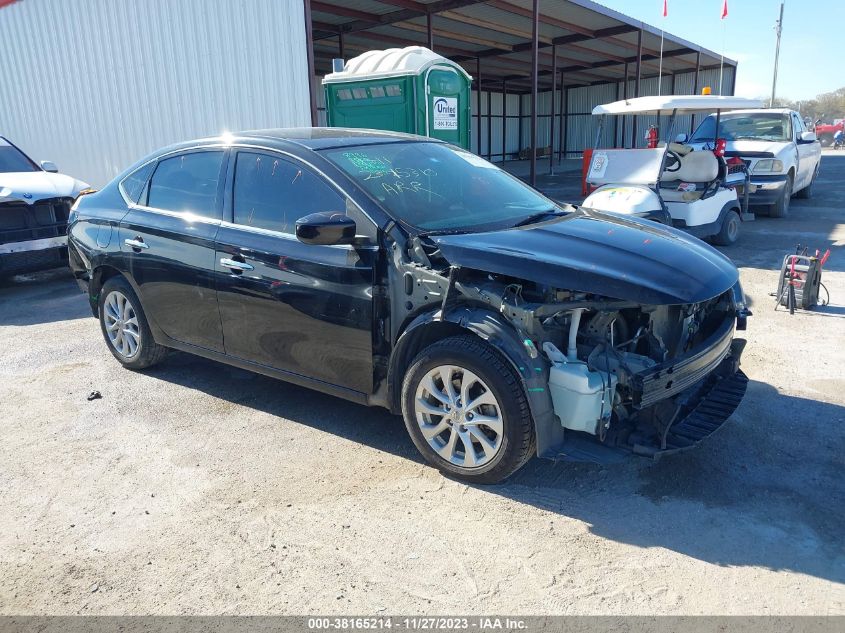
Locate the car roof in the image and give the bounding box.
[239,127,440,150]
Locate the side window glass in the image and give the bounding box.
[119,162,155,204]
[147,151,224,219]
[233,152,346,235]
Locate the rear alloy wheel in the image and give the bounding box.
[401,335,534,484]
[712,210,740,246]
[98,276,167,370]
[768,173,792,218]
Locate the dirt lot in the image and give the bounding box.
[1,156,843,616]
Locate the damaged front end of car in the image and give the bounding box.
[382,211,750,464]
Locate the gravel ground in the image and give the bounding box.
[1,156,843,615]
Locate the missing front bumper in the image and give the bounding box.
[633,363,748,459]
[552,339,748,464]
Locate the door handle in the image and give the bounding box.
[124,237,149,250]
[220,257,254,272]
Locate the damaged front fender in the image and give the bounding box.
[388,306,564,458]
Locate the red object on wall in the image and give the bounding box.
[0,0,20,9]
[646,126,658,149]
[582,149,594,197]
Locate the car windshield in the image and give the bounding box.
[321,142,560,233]
[690,113,792,143]
[0,138,39,173]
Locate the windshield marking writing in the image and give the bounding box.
[361,167,437,181]
[381,180,443,198]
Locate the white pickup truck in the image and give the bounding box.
[683,108,821,217]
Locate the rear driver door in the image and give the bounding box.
[120,149,227,352]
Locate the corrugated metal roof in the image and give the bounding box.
[311,0,736,90]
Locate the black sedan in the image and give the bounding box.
[68,129,749,483]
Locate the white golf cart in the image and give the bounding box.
[582,95,764,245]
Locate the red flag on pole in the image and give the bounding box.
[721,0,729,19]
[663,0,668,17]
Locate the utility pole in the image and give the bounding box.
[771,1,784,106]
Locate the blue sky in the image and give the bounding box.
[595,0,841,101]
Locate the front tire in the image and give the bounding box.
[98,276,168,370]
[712,209,740,246]
[401,335,534,484]
[768,173,792,218]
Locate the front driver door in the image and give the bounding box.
[214,150,376,394]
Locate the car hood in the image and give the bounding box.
[431,210,739,305]
[689,139,786,157]
[724,139,788,156]
[0,171,89,205]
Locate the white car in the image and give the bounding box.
[0,136,90,277]
[685,108,821,217]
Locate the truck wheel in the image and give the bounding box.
[796,167,817,199]
[401,335,535,484]
[98,276,168,370]
[768,173,792,218]
[712,210,740,246]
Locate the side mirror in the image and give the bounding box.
[295,211,356,246]
[40,160,58,173]
[799,131,817,143]
[675,133,688,143]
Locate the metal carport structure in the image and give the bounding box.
[306,0,737,185]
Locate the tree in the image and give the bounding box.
[761,87,845,122]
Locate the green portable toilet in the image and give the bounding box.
[322,46,472,150]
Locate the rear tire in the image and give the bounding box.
[98,276,168,370]
[768,173,792,218]
[401,335,534,484]
[712,209,740,246]
[796,167,817,199]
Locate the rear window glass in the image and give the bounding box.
[120,162,155,204]
[147,151,224,219]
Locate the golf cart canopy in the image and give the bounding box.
[592,96,764,116]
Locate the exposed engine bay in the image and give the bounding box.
[388,231,749,460]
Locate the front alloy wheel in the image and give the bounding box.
[414,365,504,468]
[402,335,535,484]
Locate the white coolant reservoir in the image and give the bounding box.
[543,343,617,436]
[582,184,663,216]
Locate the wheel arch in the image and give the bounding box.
[386,305,561,458]
[88,265,145,317]
[88,264,124,316]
